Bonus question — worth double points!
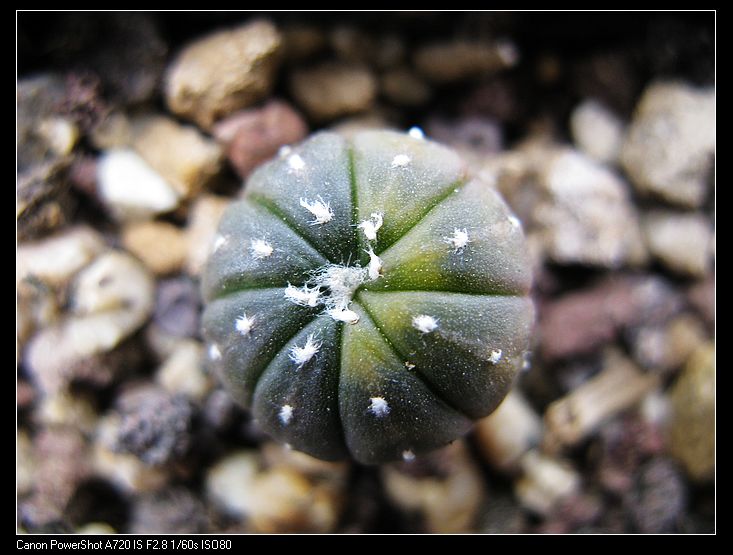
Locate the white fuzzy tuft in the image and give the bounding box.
[279,404,294,425]
[208,344,222,361]
[402,449,416,462]
[287,153,306,172]
[284,283,321,307]
[358,212,383,241]
[235,312,256,336]
[404,361,416,370]
[299,196,333,225]
[327,307,360,324]
[489,349,503,364]
[508,214,521,228]
[408,126,425,140]
[444,228,470,253]
[250,238,274,259]
[368,396,390,417]
[365,247,382,281]
[212,234,227,253]
[412,314,438,334]
[391,154,411,168]
[289,333,321,369]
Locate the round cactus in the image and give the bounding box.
[202,129,534,464]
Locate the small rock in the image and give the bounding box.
[687,276,715,328]
[212,100,308,179]
[96,149,180,221]
[380,441,485,533]
[570,98,624,164]
[157,340,211,402]
[380,68,432,107]
[290,62,377,122]
[629,313,707,373]
[17,225,106,288]
[122,220,188,275]
[17,276,60,356]
[620,81,715,208]
[628,458,687,533]
[184,194,230,276]
[17,430,37,496]
[281,24,327,63]
[112,384,193,466]
[25,251,155,395]
[515,449,581,516]
[474,390,542,472]
[153,276,202,338]
[413,39,519,83]
[130,114,223,199]
[668,342,715,481]
[165,19,283,129]
[75,523,116,534]
[37,390,98,435]
[329,25,375,65]
[130,488,207,534]
[642,210,713,278]
[89,111,133,150]
[477,494,525,534]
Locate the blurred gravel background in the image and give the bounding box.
[17,11,714,534]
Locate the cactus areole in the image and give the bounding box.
[202,130,534,464]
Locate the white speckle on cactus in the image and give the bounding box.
[391,154,411,168]
[250,238,273,259]
[404,361,416,369]
[327,307,360,324]
[368,396,390,417]
[365,246,382,281]
[235,312,255,336]
[402,449,416,462]
[444,228,470,253]
[284,283,321,307]
[489,349,503,364]
[212,234,227,253]
[279,404,294,425]
[208,343,221,361]
[299,196,334,225]
[289,333,321,369]
[358,212,383,241]
[287,153,306,171]
[508,214,521,229]
[412,314,438,334]
[278,145,292,158]
[408,126,425,140]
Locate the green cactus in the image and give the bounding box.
[201,129,534,464]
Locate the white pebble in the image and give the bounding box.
[369,396,390,417]
[412,314,438,334]
[444,228,470,253]
[235,312,255,336]
[391,154,411,168]
[299,196,334,225]
[284,283,321,307]
[289,333,321,369]
[250,238,273,259]
[279,404,294,425]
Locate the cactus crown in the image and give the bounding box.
[202,129,534,464]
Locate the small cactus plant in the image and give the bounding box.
[202,129,534,464]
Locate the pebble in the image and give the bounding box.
[156,340,211,402]
[629,313,707,374]
[184,194,230,276]
[37,390,98,435]
[473,390,542,472]
[122,220,188,275]
[380,68,432,107]
[130,114,223,199]
[96,149,180,221]
[17,225,105,288]
[515,449,581,516]
[413,39,519,83]
[153,276,202,338]
[620,81,715,208]
[290,62,377,122]
[24,251,155,395]
[668,342,715,481]
[212,100,308,179]
[165,19,283,129]
[89,111,133,150]
[281,24,327,63]
[642,210,713,278]
[570,98,624,164]
[130,488,207,534]
[628,458,687,533]
[380,441,485,533]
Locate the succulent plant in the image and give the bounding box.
[202,129,534,464]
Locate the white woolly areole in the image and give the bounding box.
[402,449,416,462]
[284,283,321,307]
[489,349,503,364]
[365,247,383,281]
[327,307,360,324]
[235,312,255,336]
[250,238,273,259]
[358,212,384,241]
[391,154,411,168]
[369,397,390,417]
[208,344,221,361]
[289,333,321,369]
[444,228,470,253]
[408,126,425,140]
[212,234,227,253]
[279,404,294,425]
[412,314,438,333]
[299,196,333,225]
[287,153,306,171]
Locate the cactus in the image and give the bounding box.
[201,129,534,464]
